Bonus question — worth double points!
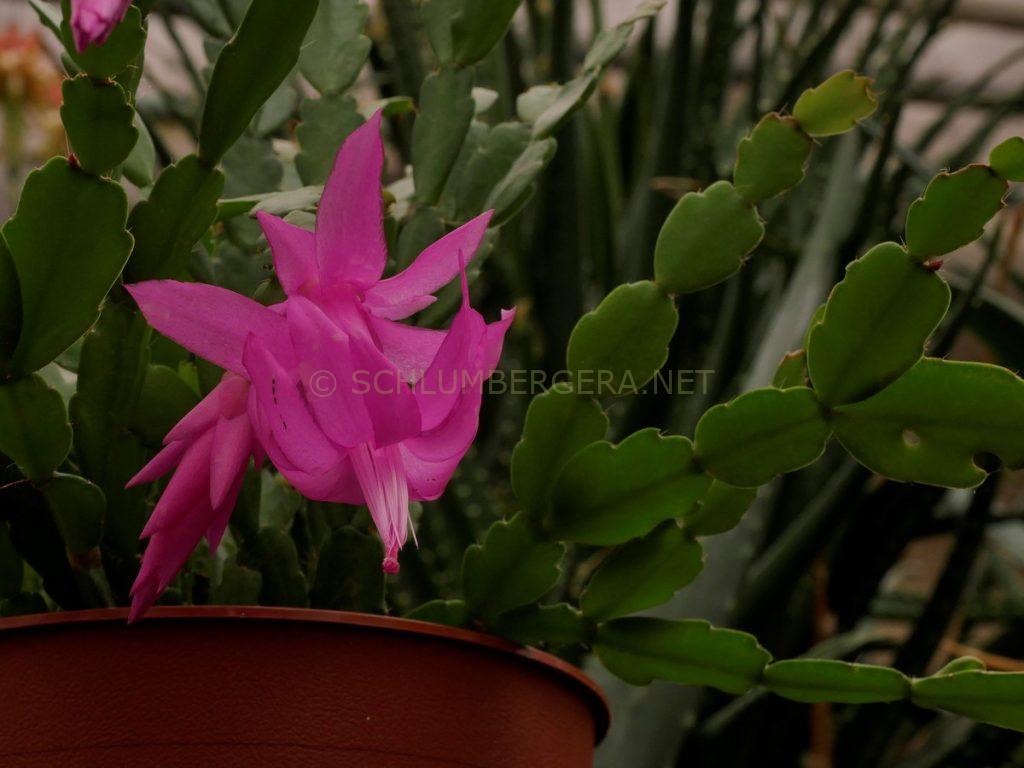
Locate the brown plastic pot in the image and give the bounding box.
[0,606,608,767]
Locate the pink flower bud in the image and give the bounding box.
[70,0,133,53]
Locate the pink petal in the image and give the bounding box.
[126,281,294,375]
[363,293,437,321]
[367,316,446,384]
[479,308,516,373]
[164,374,249,444]
[348,332,422,447]
[242,334,340,474]
[140,431,214,539]
[404,384,482,463]
[415,304,486,432]
[364,211,493,319]
[125,440,187,488]
[285,296,375,447]
[209,414,254,509]
[401,444,462,502]
[206,469,246,553]
[316,111,385,290]
[130,494,213,622]
[256,212,319,297]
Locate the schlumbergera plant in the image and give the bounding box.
[2,0,1024,744]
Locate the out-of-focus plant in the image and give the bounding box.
[0,24,63,219]
[4,1,1024,765]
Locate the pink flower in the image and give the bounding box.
[124,374,260,622]
[124,112,514,618]
[69,0,133,53]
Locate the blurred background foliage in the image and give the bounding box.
[3,0,1024,765]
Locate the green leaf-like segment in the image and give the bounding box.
[566,281,678,395]
[595,617,771,694]
[694,387,830,488]
[309,527,384,612]
[531,73,599,140]
[199,0,319,164]
[581,522,704,621]
[807,242,950,406]
[39,473,105,553]
[404,599,470,628]
[238,527,309,607]
[511,384,608,519]
[682,480,757,537]
[3,158,131,373]
[905,165,1007,260]
[451,0,522,66]
[990,137,1024,182]
[60,77,138,176]
[0,375,71,480]
[491,604,591,647]
[911,671,1024,732]
[831,358,1024,488]
[462,514,564,623]
[792,70,878,137]
[413,66,475,205]
[734,114,813,203]
[0,236,22,368]
[548,428,710,545]
[654,181,765,294]
[126,155,225,281]
[299,0,371,95]
[764,659,910,704]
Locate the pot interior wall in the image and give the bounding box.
[0,609,605,768]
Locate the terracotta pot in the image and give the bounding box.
[0,606,608,767]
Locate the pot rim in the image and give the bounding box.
[0,606,610,741]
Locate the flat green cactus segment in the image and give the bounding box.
[682,480,757,537]
[595,617,771,694]
[3,158,132,374]
[451,0,522,66]
[911,671,1024,732]
[831,358,1024,488]
[511,384,608,519]
[39,473,105,553]
[404,599,470,628]
[792,70,878,137]
[764,660,910,704]
[462,513,565,623]
[772,350,808,389]
[580,522,704,621]
[0,375,71,480]
[531,72,599,139]
[126,155,225,281]
[298,0,371,95]
[491,604,590,647]
[989,137,1024,182]
[905,165,1007,259]
[199,0,320,164]
[413,66,476,205]
[566,281,678,394]
[694,387,831,488]
[654,181,765,294]
[547,429,711,545]
[807,242,950,407]
[734,114,813,202]
[60,77,138,176]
